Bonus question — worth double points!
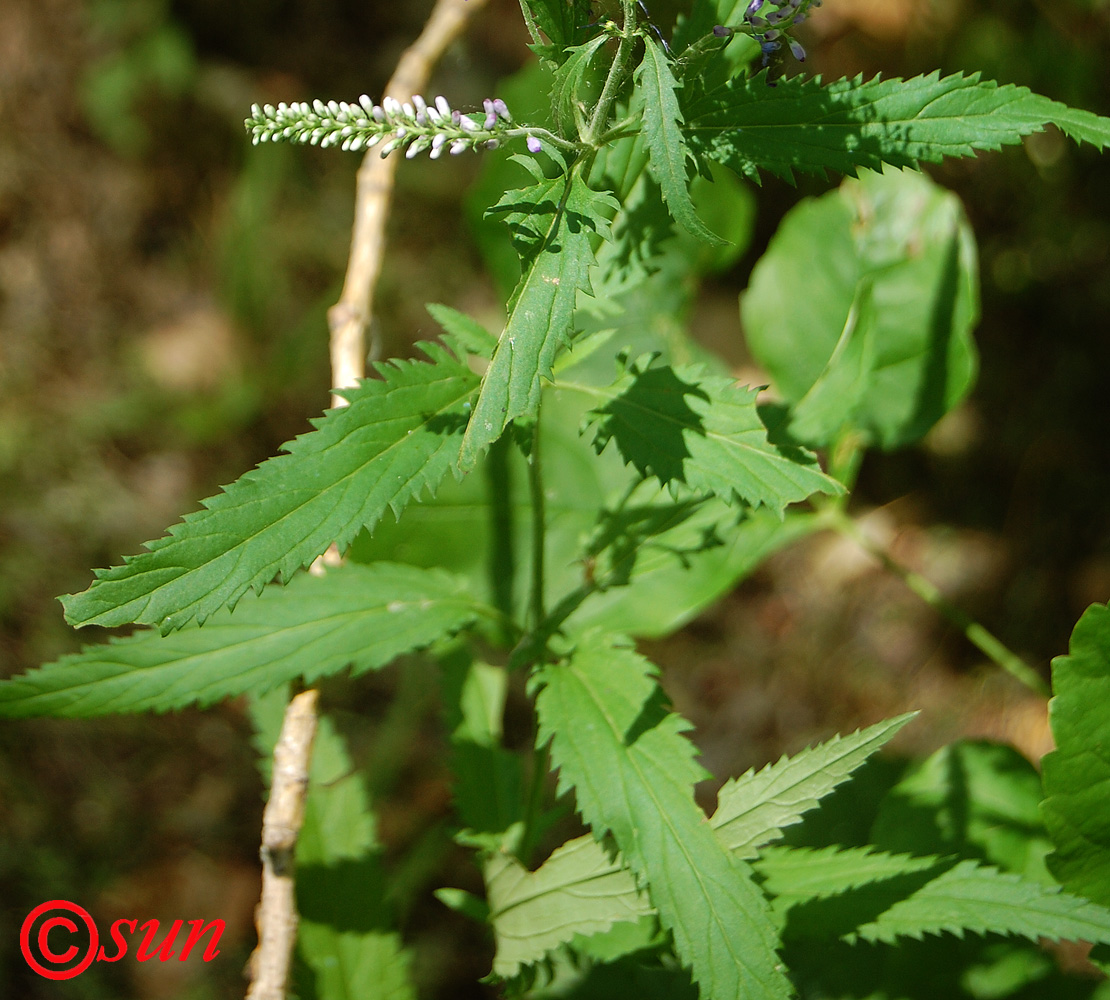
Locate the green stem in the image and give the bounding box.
[827,509,1049,696]
[527,414,546,632]
[486,433,516,643]
[519,742,550,865]
[508,127,583,153]
[585,6,638,144]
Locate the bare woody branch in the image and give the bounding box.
[328,0,491,405]
[245,2,489,997]
[245,687,319,1000]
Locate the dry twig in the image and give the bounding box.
[246,688,319,1000]
[328,0,491,405]
[245,1,489,996]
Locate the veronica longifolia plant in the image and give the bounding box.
[6,1,1110,997]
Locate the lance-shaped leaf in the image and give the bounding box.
[460,166,617,468]
[713,713,917,858]
[635,36,725,245]
[850,859,1110,948]
[62,339,479,631]
[484,713,913,976]
[758,846,1110,951]
[534,633,791,1000]
[486,834,654,979]
[1042,602,1110,907]
[683,70,1110,185]
[578,356,842,513]
[552,35,608,136]
[0,564,480,716]
[757,845,944,910]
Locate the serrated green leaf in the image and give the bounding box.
[743,167,979,450]
[534,633,791,1000]
[575,357,843,512]
[575,146,753,380]
[713,713,918,857]
[1043,602,1110,907]
[757,845,943,907]
[0,564,479,717]
[62,340,479,631]
[851,859,1110,948]
[552,35,608,136]
[295,714,416,1000]
[482,714,912,978]
[486,834,654,979]
[354,384,814,643]
[684,70,1110,185]
[636,36,725,245]
[460,170,618,467]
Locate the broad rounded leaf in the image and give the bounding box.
[743,167,979,449]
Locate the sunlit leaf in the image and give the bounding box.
[460,166,617,467]
[63,339,479,631]
[714,713,918,857]
[534,633,791,1000]
[579,356,843,511]
[0,564,479,716]
[685,70,1110,185]
[635,36,725,244]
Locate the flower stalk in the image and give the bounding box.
[715,0,822,64]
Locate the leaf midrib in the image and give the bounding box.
[564,657,772,992]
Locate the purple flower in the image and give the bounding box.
[527,136,542,154]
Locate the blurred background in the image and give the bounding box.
[1,0,1109,996]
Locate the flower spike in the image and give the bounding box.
[245,93,546,160]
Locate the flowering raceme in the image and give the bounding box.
[246,93,539,159]
[715,0,821,64]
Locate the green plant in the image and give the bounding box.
[6,1,1110,996]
